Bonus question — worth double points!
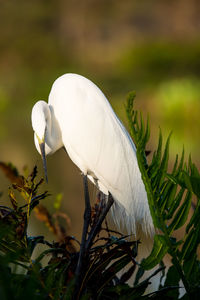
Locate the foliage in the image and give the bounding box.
[0,95,200,299]
[0,163,159,300]
[126,92,200,298]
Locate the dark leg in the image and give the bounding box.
[74,175,91,296]
[85,192,114,251]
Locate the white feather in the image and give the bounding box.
[32,73,154,237]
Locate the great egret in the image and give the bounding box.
[31,73,154,237]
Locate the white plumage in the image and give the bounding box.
[31,73,154,237]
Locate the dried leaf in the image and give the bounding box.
[0,162,24,186]
[29,165,38,182]
[8,188,17,210]
[34,204,56,234]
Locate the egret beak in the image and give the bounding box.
[39,142,48,183]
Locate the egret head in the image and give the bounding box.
[31,101,51,183]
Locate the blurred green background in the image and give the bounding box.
[0,0,200,239]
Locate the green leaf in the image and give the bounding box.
[177,148,185,174]
[183,255,200,285]
[134,266,145,286]
[148,130,162,181]
[168,191,192,233]
[155,133,171,189]
[181,225,200,261]
[141,235,168,270]
[172,154,179,175]
[182,172,200,198]
[164,265,180,298]
[54,193,63,210]
[164,183,177,212]
[186,200,200,232]
[167,187,185,219]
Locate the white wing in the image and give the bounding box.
[48,74,154,236]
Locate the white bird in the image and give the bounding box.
[31,73,154,237]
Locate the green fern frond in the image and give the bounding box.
[126,95,200,296]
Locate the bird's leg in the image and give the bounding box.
[74,174,91,295]
[85,192,114,251]
[82,174,91,236]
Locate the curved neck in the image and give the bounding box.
[46,105,63,154]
